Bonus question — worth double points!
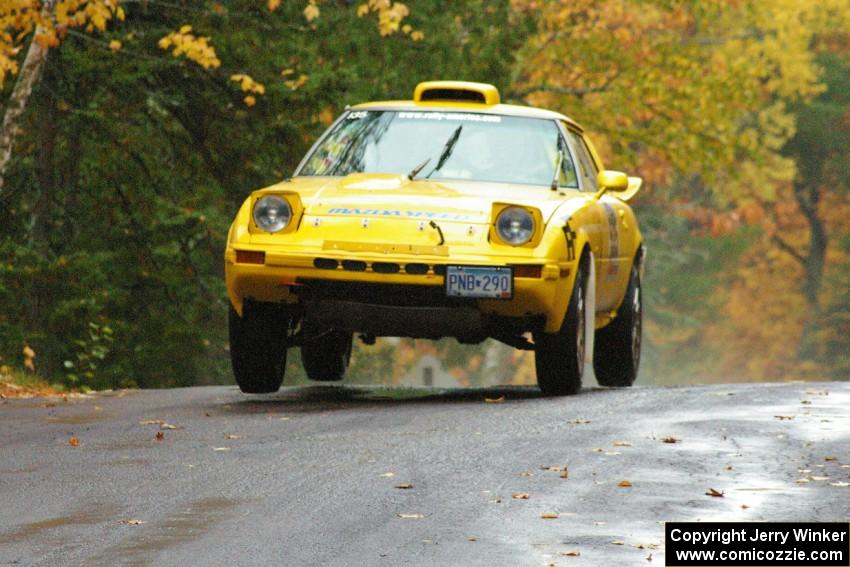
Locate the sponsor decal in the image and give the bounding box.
[601,202,620,277]
[326,207,476,221]
[562,220,577,261]
[397,112,502,123]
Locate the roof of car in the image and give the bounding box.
[350,100,584,133]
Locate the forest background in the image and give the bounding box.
[1,0,848,391]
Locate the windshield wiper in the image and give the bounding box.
[551,150,564,191]
[407,157,431,180]
[424,125,463,179]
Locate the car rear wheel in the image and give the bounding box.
[593,263,641,387]
[534,259,586,396]
[301,327,353,382]
[229,303,289,394]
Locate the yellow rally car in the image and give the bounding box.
[225,81,644,396]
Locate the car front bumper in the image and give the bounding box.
[225,246,577,334]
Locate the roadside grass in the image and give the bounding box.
[0,366,67,398]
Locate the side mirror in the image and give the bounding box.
[595,170,642,201]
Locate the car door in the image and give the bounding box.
[563,129,621,311]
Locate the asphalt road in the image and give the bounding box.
[1,381,849,567]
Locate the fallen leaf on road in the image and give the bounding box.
[212,447,230,451]
[592,448,604,452]
[646,553,653,561]
[395,483,414,490]
[830,482,850,487]
[561,549,580,556]
[69,436,80,447]
[380,472,395,478]
[121,519,146,525]
[805,389,828,395]
[799,469,812,473]
[484,395,505,403]
[825,456,837,461]
[397,513,424,519]
[560,471,569,479]
[612,441,632,447]
[634,543,659,550]
[705,488,724,497]
[225,434,241,440]
[725,465,734,471]
[160,423,177,430]
[519,471,534,477]
[610,540,625,545]
[279,417,290,421]
[618,480,633,487]
[774,415,795,420]
[661,436,680,443]
[569,418,591,424]
[512,492,529,500]
[810,476,829,481]
[541,465,567,472]
[796,478,810,484]
[801,400,812,405]
[467,537,477,542]
[155,431,164,441]
[741,504,750,509]
[139,419,164,425]
[605,451,622,456]
[541,512,559,519]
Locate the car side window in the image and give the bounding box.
[567,131,598,192]
[556,135,579,189]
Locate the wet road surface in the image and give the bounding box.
[1,382,849,566]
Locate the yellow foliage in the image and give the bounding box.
[267,0,280,11]
[512,0,850,202]
[0,0,124,86]
[22,343,35,372]
[158,25,221,69]
[230,73,265,95]
[355,0,415,38]
[303,1,319,22]
[108,39,121,52]
[284,73,309,91]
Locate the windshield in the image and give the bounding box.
[297,110,579,188]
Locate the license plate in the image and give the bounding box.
[445,266,513,299]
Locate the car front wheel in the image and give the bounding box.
[229,303,289,393]
[534,259,586,396]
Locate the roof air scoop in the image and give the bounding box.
[413,81,500,105]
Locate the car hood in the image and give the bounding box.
[260,173,579,224]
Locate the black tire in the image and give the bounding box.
[300,328,353,382]
[534,259,586,396]
[593,263,641,387]
[229,303,289,393]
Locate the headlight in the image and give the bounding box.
[253,195,292,233]
[496,206,534,245]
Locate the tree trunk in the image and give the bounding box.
[794,180,827,359]
[0,0,56,196]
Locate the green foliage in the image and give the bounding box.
[63,322,113,389]
[0,1,529,389]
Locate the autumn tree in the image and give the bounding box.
[511,0,850,381]
[0,0,526,387]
